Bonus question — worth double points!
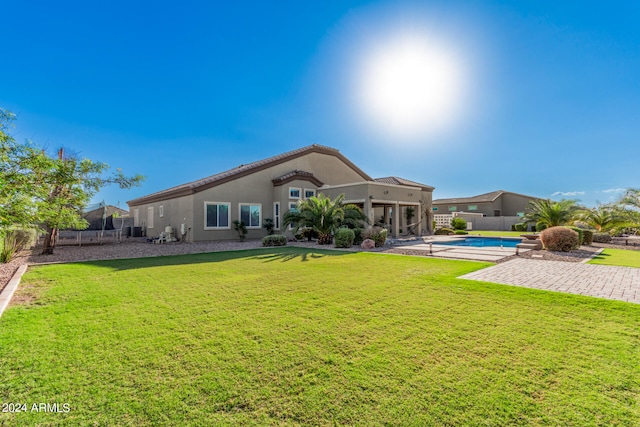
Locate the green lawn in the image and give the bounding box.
[588,248,640,268]
[1,248,638,426]
[468,230,530,237]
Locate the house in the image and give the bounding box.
[432,190,542,230]
[127,145,435,241]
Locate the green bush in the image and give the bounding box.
[454,230,468,235]
[363,226,387,247]
[335,228,355,248]
[301,228,319,241]
[511,224,517,231]
[582,229,594,245]
[352,228,364,245]
[434,228,454,235]
[261,234,287,247]
[514,223,528,232]
[593,232,612,243]
[567,226,584,246]
[536,222,548,232]
[450,217,467,230]
[540,226,579,252]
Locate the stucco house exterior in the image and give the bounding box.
[432,190,541,217]
[127,145,434,241]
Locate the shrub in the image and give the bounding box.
[511,224,517,231]
[363,226,387,247]
[454,230,468,235]
[0,229,38,263]
[450,217,467,230]
[301,228,319,241]
[514,223,528,232]
[432,220,437,230]
[352,228,364,245]
[361,239,375,250]
[262,234,287,247]
[263,218,274,235]
[540,226,579,252]
[582,229,594,245]
[593,232,612,243]
[536,222,548,232]
[434,228,454,235]
[567,226,584,246]
[335,228,355,248]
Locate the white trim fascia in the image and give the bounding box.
[370,199,421,206]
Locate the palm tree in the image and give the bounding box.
[575,205,620,232]
[523,199,580,229]
[282,193,367,244]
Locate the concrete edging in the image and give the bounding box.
[0,264,29,318]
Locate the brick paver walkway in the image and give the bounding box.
[460,258,640,304]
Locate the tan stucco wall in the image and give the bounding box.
[130,195,195,240]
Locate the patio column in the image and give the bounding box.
[417,206,422,235]
[365,198,375,227]
[393,202,399,238]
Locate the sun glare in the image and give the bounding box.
[354,32,467,139]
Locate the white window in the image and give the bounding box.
[204,202,230,229]
[288,202,298,230]
[147,207,154,229]
[304,188,316,198]
[159,205,164,217]
[133,209,139,226]
[239,203,262,228]
[289,187,301,199]
[274,202,280,230]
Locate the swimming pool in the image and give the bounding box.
[435,237,520,248]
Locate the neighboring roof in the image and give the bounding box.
[272,170,324,187]
[433,190,541,205]
[128,144,372,206]
[374,176,435,191]
[83,205,129,215]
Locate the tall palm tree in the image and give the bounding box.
[282,193,367,244]
[523,199,580,229]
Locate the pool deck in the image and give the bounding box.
[392,236,528,262]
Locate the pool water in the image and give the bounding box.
[435,237,520,248]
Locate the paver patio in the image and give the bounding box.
[460,258,640,303]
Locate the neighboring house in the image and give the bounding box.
[127,144,435,241]
[432,190,541,218]
[82,205,129,230]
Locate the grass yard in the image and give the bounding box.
[588,248,640,268]
[1,248,639,426]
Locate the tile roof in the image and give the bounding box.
[433,190,539,205]
[374,176,435,191]
[128,144,371,205]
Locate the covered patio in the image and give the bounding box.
[319,181,433,238]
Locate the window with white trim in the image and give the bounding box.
[288,202,298,230]
[205,202,230,229]
[289,187,301,199]
[304,188,316,199]
[240,203,261,228]
[159,205,164,217]
[274,202,280,230]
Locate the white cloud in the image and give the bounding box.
[601,188,626,193]
[551,191,585,197]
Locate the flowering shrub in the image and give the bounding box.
[363,226,387,247]
[540,226,579,252]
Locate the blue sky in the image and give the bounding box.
[2,1,638,208]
